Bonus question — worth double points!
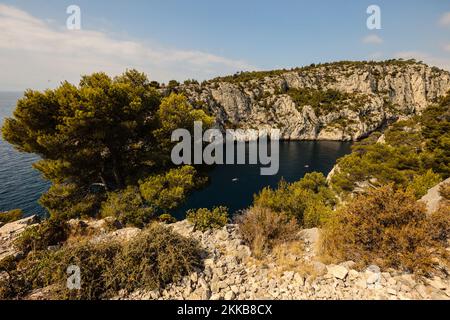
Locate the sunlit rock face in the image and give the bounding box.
[176,61,450,141]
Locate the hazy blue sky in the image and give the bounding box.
[1,0,449,90]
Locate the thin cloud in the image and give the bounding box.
[0,4,255,91]
[362,34,383,45]
[439,12,450,26]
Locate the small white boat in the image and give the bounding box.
[304,165,310,168]
[232,178,239,182]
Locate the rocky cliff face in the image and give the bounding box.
[175,60,450,141]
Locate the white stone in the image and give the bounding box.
[366,271,380,285]
[224,291,235,300]
[327,265,349,280]
[428,277,446,290]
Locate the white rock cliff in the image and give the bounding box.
[175,61,450,141]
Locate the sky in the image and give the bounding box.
[0,0,449,91]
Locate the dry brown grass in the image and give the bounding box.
[270,241,304,270]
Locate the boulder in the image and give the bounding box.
[298,228,319,245]
[365,271,380,285]
[0,215,40,262]
[224,290,236,300]
[327,265,348,280]
[427,277,447,291]
[419,178,450,214]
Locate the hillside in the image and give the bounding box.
[172,60,450,141]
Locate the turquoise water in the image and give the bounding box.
[0,92,351,218]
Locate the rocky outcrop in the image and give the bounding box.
[176,61,450,141]
[420,178,450,214]
[0,215,39,262]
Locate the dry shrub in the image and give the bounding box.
[320,185,449,275]
[109,223,204,293]
[429,203,450,244]
[1,223,203,300]
[439,181,450,201]
[14,217,69,254]
[270,241,304,272]
[236,206,300,258]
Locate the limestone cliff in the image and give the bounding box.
[172,60,450,141]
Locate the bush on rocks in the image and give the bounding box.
[158,213,177,224]
[100,186,154,228]
[320,185,450,275]
[1,241,121,300]
[439,181,450,201]
[186,206,228,231]
[1,223,203,300]
[253,173,336,227]
[406,170,442,199]
[0,209,23,225]
[428,204,450,244]
[14,217,69,254]
[110,223,204,293]
[236,206,300,258]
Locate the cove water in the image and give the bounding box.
[174,140,351,218]
[0,92,351,218]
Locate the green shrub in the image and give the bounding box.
[0,209,22,225]
[330,142,420,194]
[39,183,104,220]
[186,206,228,231]
[320,185,449,275]
[208,60,422,84]
[139,166,199,213]
[406,170,442,199]
[287,88,351,115]
[236,207,299,258]
[100,185,154,228]
[303,200,333,228]
[1,224,203,300]
[330,93,450,197]
[158,213,177,224]
[253,173,336,227]
[15,218,69,254]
